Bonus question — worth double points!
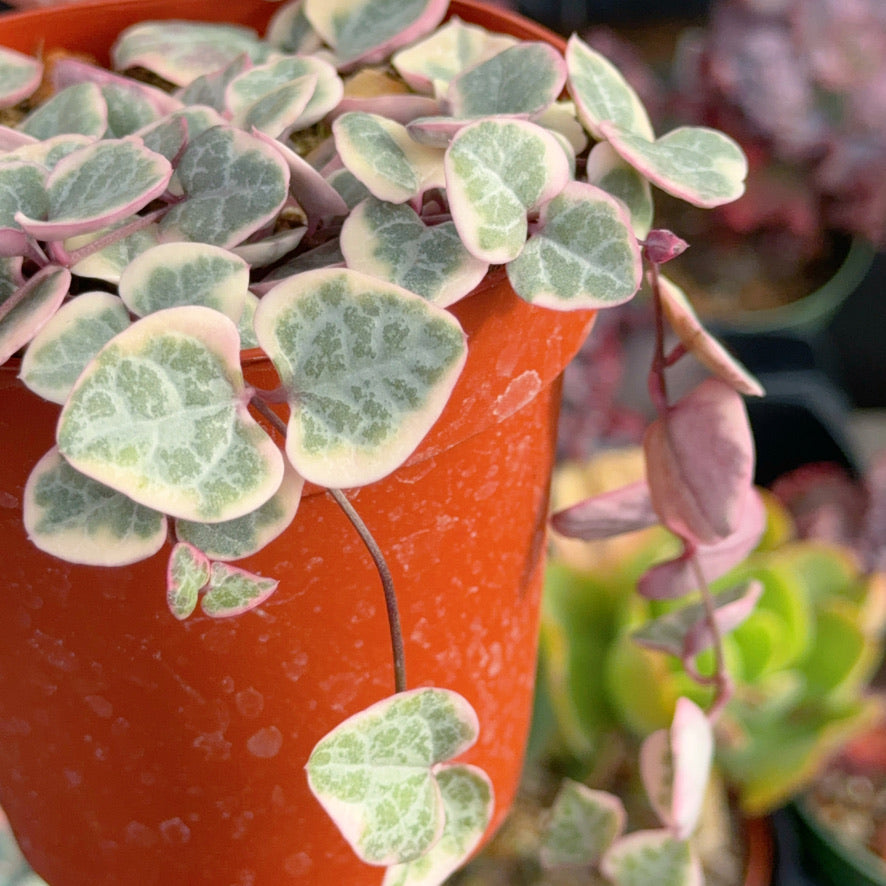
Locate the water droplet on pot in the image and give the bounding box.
[159,817,191,845]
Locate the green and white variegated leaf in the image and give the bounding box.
[238,292,259,349]
[253,240,345,293]
[306,687,480,866]
[16,139,172,240]
[232,226,307,269]
[391,17,517,95]
[230,73,318,139]
[166,541,210,620]
[4,134,94,172]
[382,764,494,886]
[17,82,107,141]
[201,561,279,617]
[266,0,325,54]
[0,160,48,255]
[102,82,167,139]
[600,830,703,886]
[0,46,42,109]
[602,122,748,209]
[304,0,448,65]
[586,141,654,238]
[507,180,642,309]
[227,55,343,133]
[175,55,251,112]
[328,167,372,210]
[68,222,161,284]
[118,241,250,322]
[111,21,269,87]
[340,197,488,307]
[159,125,290,248]
[20,291,130,404]
[57,306,285,523]
[656,274,764,396]
[333,111,445,205]
[135,106,227,164]
[565,34,654,141]
[445,118,570,264]
[175,461,304,560]
[0,265,70,365]
[24,446,167,567]
[540,779,626,869]
[447,42,566,119]
[253,268,467,488]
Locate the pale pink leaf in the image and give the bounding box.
[550,479,658,540]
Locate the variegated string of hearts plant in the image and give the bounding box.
[0,0,758,881]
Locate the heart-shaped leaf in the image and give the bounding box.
[445,118,570,263]
[166,541,210,620]
[644,378,755,545]
[656,274,764,397]
[600,830,702,886]
[118,241,250,321]
[175,461,304,560]
[16,139,172,241]
[392,17,517,95]
[550,479,659,540]
[17,82,107,140]
[340,197,488,307]
[639,698,712,839]
[304,0,448,66]
[566,34,654,141]
[637,489,767,600]
[0,46,42,108]
[586,141,654,238]
[175,54,251,111]
[0,160,49,256]
[68,221,162,284]
[135,106,227,163]
[159,125,290,248]
[382,764,494,886]
[200,561,279,617]
[266,0,324,55]
[0,264,70,364]
[57,305,285,522]
[333,111,445,204]
[24,446,167,567]
[227,55,343,134]
[253,267,466,488]
[230,72,318,139]
[540,779,626,869]
[603,122,748,209]
[4,133,94,172]
[306,687,480,865]
[111,21,269,87]
[447,41,566,118]
[20,290,130,404]
[507,180,642,309]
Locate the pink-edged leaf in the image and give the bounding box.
[632,580,764,659]
[304,0,449,68]
[447,41,566,118]
[405,115,467,148]
[601,829,703,886]
[266,0,324,55]
[445,118,570,263]
[0,46,42,109]
[644,378,756,545]
[639,698,712,839]
[638,489,767,600]
[644,229,688,265]
[233,226,307,269]
[0,264,70,363]
[550,479,658,540]
[0,160,49,256]
[251,128,348,225]
[200,561,279,617]
[15,139,172,241]
[392,17,518,95]
[111,21,268,88]
[0,125,36,151]
[602,121,747,209]
[17,82,107,141]
[175,53,251,111]
[166,542,210,621]
[657,274,764,397]
[332,93,439,127]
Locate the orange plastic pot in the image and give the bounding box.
[0,5,594,883]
